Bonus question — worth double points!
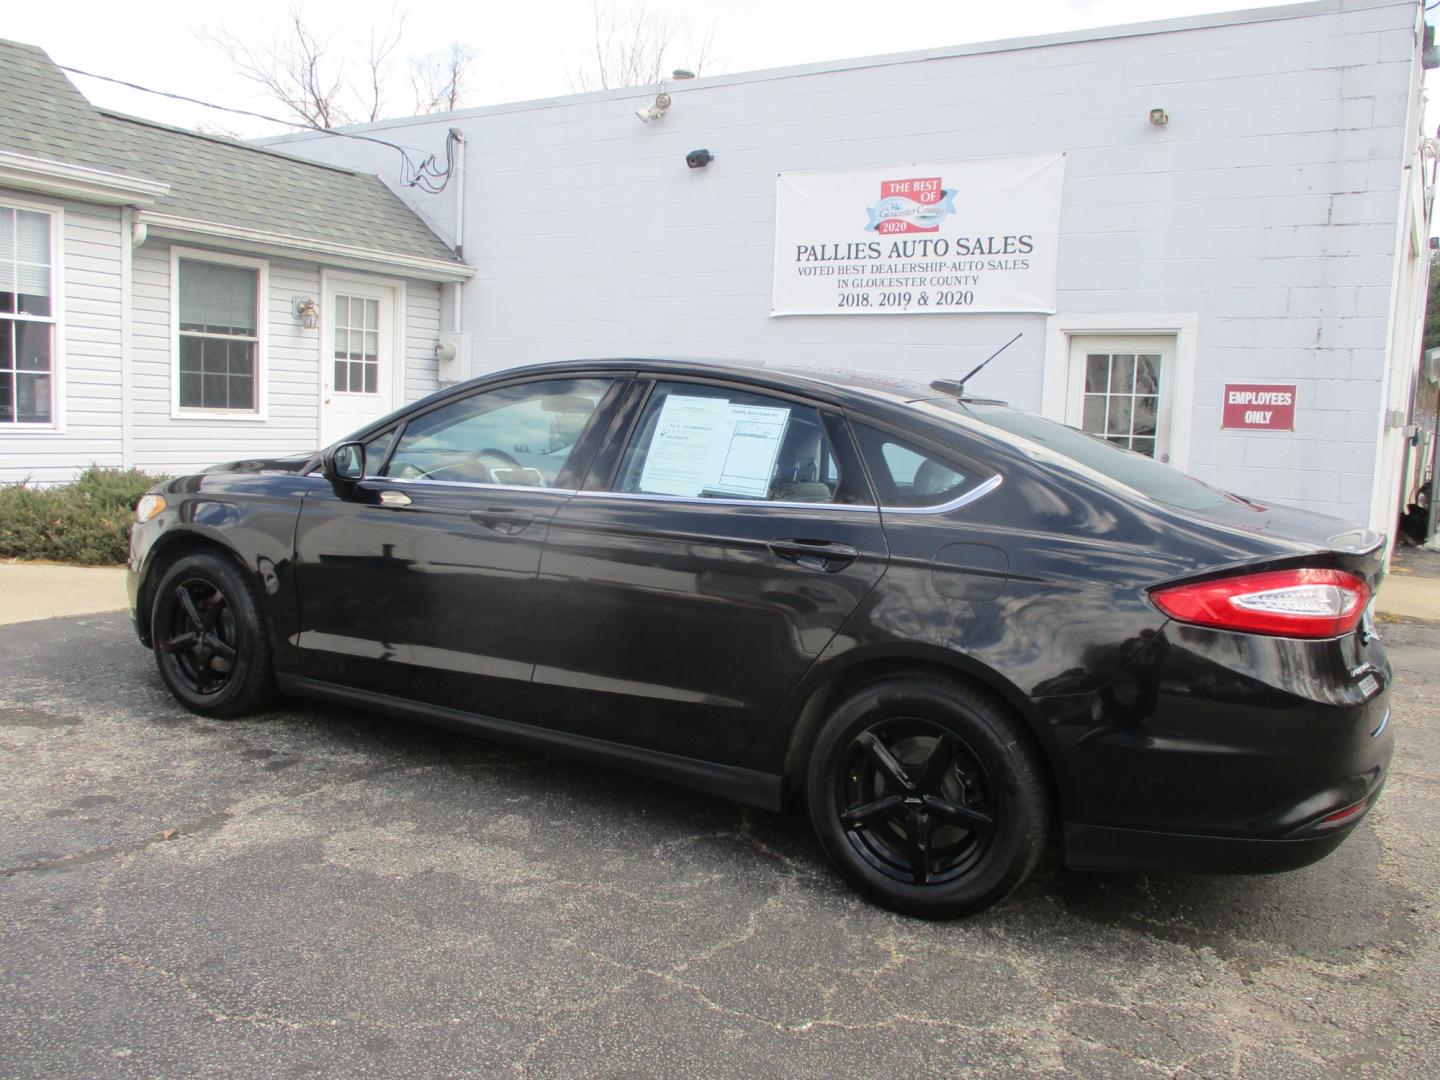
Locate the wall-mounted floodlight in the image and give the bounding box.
[635,92,672,123]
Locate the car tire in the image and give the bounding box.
[150,551,276,719]
[805,674,1051,918]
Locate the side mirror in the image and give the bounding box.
[322,442,365,488]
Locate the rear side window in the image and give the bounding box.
[936,401,1234,513]
[853,423,989,509]
[615,381,855,504]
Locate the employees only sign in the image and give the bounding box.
[1222,384,1297,430]
[772,154,1065,317]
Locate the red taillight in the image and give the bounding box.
[1150,568,1369,639]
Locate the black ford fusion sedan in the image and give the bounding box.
[128,359,1393,917]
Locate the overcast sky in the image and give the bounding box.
[2,0,1373,135]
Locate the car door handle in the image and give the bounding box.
[768,538,859,572]
[468,507,535,535]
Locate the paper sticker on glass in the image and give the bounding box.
[334,295,380,395]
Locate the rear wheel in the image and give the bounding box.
[805,675,1050,918]
[150,552,276,718]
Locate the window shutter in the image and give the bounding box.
[178,259,257,335]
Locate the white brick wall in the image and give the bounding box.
[273,0,1423,525]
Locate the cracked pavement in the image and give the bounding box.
[1,611,1437,1078]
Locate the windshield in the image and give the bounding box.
[917,399,1237,512]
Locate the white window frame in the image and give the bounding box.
[0,197,65,434]
[170,246,268,421]
[1041,313,1198,473]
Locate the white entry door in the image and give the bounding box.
[1064,335,1176,463]
[320,280,398,447]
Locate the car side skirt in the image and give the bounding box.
[277,674,785,812]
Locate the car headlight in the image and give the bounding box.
[135,494,168,524]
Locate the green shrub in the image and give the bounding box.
[0,467,166,566]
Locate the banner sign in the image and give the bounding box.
[772,154,1065,317]
[1222,384,1297,430]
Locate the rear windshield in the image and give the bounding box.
[917,399,1236,512]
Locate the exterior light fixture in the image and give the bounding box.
[635,91,672,123]
[1149,107,1169,126]
[292,295,319,330]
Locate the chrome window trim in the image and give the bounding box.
[363,470,1004,514]
[368,475,578,497]
[879,472,1004,515]
[572,489,878,512]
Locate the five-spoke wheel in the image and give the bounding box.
[159,578,239,696]
[807,674,1050,918]
[838,720,995,886]
[150,551,275,718]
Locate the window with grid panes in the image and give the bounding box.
[0,205,56,425]
[333,295,380,395]
[176,258,259,411]
[1081,351,1162,457]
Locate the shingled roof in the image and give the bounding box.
[0,37,463,270]
[102,112,460,265]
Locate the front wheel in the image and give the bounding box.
[150,551,276,718]
[805,674,1051,918]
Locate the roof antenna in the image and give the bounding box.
[930,331,1023,399]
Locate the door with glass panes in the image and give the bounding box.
[319,280,397,446]
[1064,335,1176,462]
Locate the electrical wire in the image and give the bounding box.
[58,63,456,192]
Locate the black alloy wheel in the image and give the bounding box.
[160,578,239,696]
[837,718,995,886]
[806,675,1050,918]
[150,551,276,718]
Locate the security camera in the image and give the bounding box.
[635,91,672,123]
[685,148,714,169]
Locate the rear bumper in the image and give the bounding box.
[1046,620,1394,874]
[1063,772,1386,874]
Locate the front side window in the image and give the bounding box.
[177,257,260,412]
[384,378,613,487]
[616,382,849,504]
[0,206,56,425]
[853,423,986,508]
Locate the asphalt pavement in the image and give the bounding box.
[1,610,1437,1078]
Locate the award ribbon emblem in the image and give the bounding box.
[865,176,957,234]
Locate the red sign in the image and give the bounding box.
[1222,384,1296,430]
[872,176,948,234]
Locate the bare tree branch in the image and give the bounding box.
[571,0,717,93]
[412,42,476,114]
[201,1,475,128]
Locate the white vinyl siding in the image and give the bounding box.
[0,199,448,483]
[133,246,318,474]
[0,193,123,484]
[132,241,443,477]
[405,280,442,402]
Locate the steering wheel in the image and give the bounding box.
[413,447,525,484]
[476,447,520,467]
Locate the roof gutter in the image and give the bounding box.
[0,150,169,206]
[136,211,476,283]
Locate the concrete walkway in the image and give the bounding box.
[0,562,128,626]
[1,557,1438,626]
[1376,572,1440,621]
